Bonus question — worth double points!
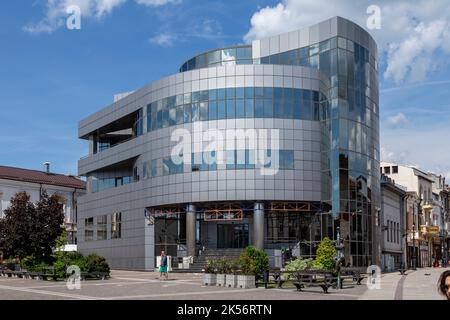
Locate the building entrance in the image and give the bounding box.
[217,224,249,249]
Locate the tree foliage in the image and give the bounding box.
[238,246,269,276]
[313,237,336,271]
[0,191,65,262]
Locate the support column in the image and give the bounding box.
[253,202,265,250]
[186,204,196,257]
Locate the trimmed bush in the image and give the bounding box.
[238,246,269,276]
[313,237,336,271]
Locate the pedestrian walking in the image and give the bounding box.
[159,251,169,281]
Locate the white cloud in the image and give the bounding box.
[24,0,181,34]
[382,126,450,180]
[244,0,450,84]
[149,33,176,47]
[135,0,181,6]
[386,112,408,127]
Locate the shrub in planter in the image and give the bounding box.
[203,258,218,286]
[215,258,229,287]
[225,258,240,288]
[236,247,268,289]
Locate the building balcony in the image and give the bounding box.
[422,201,434,211]
[420,225,440,236]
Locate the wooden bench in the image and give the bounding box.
[338,267,367,288]
[293,271,337,294]
[256,270,286,289]
[80,272,109,280]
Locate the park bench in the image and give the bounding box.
[256,269,286,289]
[398,268,407,275]
[338,267,367,288]
[80,271,109,281]
[293,270,337,294]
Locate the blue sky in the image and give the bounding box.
[1,0,449,179]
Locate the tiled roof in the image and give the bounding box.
[0,166,86,190]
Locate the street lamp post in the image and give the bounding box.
[336,226,343,289]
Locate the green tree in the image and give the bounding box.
[0,191,65,262]
[238,246,269,276]
[313,237,336,271]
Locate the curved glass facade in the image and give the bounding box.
[180,46,253,72]
[260,36,380,267]
[146,87,325,131]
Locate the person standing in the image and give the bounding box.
[159,251,168,281]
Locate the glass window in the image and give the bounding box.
[309,55,319,69]
[236,99,245,118]
[162,110,169,128]
[176,106,184,124]
[183,104,192,123]
[184,92,191,104]
[200,90,209,101]
[309,43,319,56]
[264,87,273,99]
[226,150,235,169]
[199,102,208,121]
[245,99,254,118]
[209,89,217,101]
[111,212,122,239]
[264,99,273,118]
[208,50,221,64]
[226,88,235,99]
[222,48,236,62]
[236,87,245,99]
[191,103,199,122]
[169,108,177,126]
[255,99,264,118]
[151,159,158,177]
[236,47,252,60]
[338,37,347,49]
[97,215,107,241]
[176,94,184,106]
[85,217,94,227]
[274,99,283,118]
[217,88,226,100]
[246,150,255,169]
[236,150,246,169]
[217,100,226,119]
[320,39,331,52]
[226,99,235,119]
[255,87,264,98]
[245,87,254,98]
[208,101,217,120]
[192,91,200,103]
[281,150,294,169]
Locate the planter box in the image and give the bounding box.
[225,274,237,288]
[216,274,226,287]
[237,275,255,289]
[202,273,217,286]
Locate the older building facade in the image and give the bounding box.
[0,166,86,246]
[78,17,380,270]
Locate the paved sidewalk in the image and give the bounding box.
[358,267,449,300]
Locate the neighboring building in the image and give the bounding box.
[77,16,380,270]
[381,162,435,267]
[428,173,450,266]
[380,174,406,272]
[0,165,86,245]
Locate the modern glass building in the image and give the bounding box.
[77,16,380,270]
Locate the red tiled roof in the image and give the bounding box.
[0,166,86,190]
